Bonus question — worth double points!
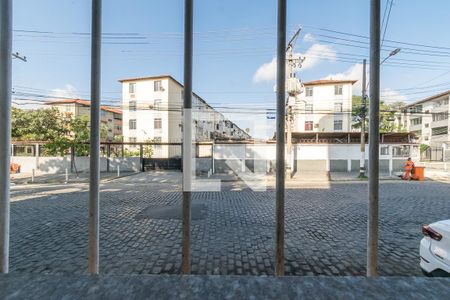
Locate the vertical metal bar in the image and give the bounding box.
[88,0,102,274]
[275,0,286,277]
[367,0,380,277]
[182,0,193,275]
[0,0,12,274]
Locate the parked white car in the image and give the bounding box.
[420,220,450,277]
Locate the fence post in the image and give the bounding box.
[212,143,215,174]
[106,144,111,172]
[140,144,144,172]
[35,143,40,172]
[70,145,75,173]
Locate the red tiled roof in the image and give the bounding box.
[47,99,122,115]
[303,79,358,86]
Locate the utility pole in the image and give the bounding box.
[285,28,305,177]
[359,59,367,178]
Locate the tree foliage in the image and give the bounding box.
[12,107,108,156]
[352,95,407,133]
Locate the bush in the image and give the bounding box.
[419,144,430,153]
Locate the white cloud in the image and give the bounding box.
[322,63,363,94]
[303,33,315,42]
[253,43,337,83]
[381,88,407,104]
[253,57,277,83]
[302,44,336,70]
[51,84,78,99]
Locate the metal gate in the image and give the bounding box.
[143,158,181,171]
[421,147,443,161]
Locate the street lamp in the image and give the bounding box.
[380,48,401,65]
[359,47,401,178]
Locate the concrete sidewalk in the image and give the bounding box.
[330,172,400,182]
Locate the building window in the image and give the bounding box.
[392,146,410,157]
[129,137,137,143]
[334,103,343,112]
[305,121,313,131]
[154,80,162,91]
[381,146,389,155]
[432,126,448,136]
[334,120,343,131]
[425,123,429,128]
[432,111,448,122]
[334,85,343,95]
[129,100,136,111]
[305,104,313,114]
[305,87,313,97]
[129,83,136,94]
[410,117,422,126]
[129,119,137,130]
[409,105,422,113]
[154,118,162,130]
[154,99,162,110]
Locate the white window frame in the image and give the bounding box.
[129,119,137,130]
[129,82,136,94]
[154,80,163,92]
[334,119,343,131]
[129,100,137,112]
[154,118,162,130]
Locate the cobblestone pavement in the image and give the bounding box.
[9,172,450,276]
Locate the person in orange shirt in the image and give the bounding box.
[402,157,418,180]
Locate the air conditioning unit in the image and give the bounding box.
[314,124,319,128]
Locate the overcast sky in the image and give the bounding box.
[12,0,450,137]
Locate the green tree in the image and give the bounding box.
[11,107,70,141]
[43,116,90,156]
[352,96,406,133]
[12,108,110,156]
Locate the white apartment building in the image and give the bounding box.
[401,90,450,148]
[293,79,355,133]
[119,75,250,145]
[48,99,122,141]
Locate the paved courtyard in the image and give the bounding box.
[8,172,450,276]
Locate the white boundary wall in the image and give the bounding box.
[10,156,140,174]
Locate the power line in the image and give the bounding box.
[381,0,394,47]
